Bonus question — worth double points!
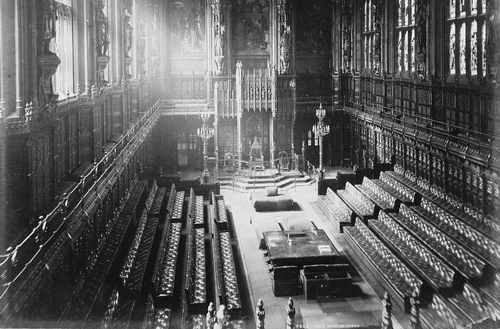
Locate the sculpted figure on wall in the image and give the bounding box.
[212,0,225,74]
[278,0,290,74]
[38,0,60,107]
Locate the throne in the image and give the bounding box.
[249,137,264,171]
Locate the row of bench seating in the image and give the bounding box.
[370,212,457,294]
[120,209,149,286]
[156,222,182,302]
[345,219,424,311]
[357,177,398,212]
[219,232,242,312]
[337,182,377,220]
[322,170,500,328]
[171,191,185,221]
[390,165,500,242]
[62,181,148,321]
[390,205,489,284]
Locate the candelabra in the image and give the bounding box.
[197,113,215,184]
[312,103,330,172]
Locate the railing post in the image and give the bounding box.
[206,302,216,329]
[381,292,393,329]
[410,290,422,329]
[256,299,265,329]
[286,297,296,329]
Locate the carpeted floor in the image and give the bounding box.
[222,185,404,329]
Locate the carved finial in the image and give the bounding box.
[286,297,296,329]
[381,292,393,329]
[410,290,422,329]
[215,304,227,329]
[256,299,265,329]
[206,302,216,329]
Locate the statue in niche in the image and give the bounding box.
[214,24,225,74]
[415,0,428,77]
[342,18,352,72]
[96,0,110,58]
[278,0,290,74]
[191,9,204,48]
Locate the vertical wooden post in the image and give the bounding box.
[206,302,216,329]
[381,292,393,329]
[256,299,265,329]
[410,290,422,329]
[236,61,243,169]
[286,297,296,329]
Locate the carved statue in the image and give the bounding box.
[415,0,428,77]
[212,0,225,74]
[96,0,110,58]
[256,299,265,329]
[278,0,290,74]
[342,15,352,72]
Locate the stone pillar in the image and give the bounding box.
[256,299,265,329]
[381,292,393,329]
[286,297,296,329]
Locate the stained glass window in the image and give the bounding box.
[448,0,488,77]
[396,0,416,72]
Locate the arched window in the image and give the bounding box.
[52,0,76,99]
[448,0,488,77]
[396,0,416,72]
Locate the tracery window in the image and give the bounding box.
[447,0,488,77]
[396,0,416,72]
[363,0,377,70]
[52,0,76,99]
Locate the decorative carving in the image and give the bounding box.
[95,0,110,86]
[410,290,422,328]
[232,0,269,51]
[286,297,296,329]
[381,292,393,329]
[278,0,290,74]
[256,299,265,329]
[212,0,225,74]
[123,0,134,79]
[38,0,60,107]
[206,302,216,329]
[373,0,382,74]
[415,0,428,78]
[342,5,352,73]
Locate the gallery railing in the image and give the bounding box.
[0,100,161,309]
